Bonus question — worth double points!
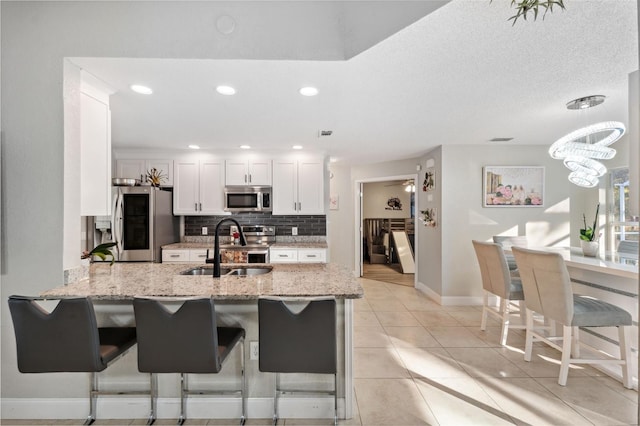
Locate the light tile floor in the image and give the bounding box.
[4,278,638,425]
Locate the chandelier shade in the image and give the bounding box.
[563,156,607,177]
[548,121,625,160]
[568,172,599,188]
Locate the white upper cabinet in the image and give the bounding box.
[272,158,325,215]
[115,158,174,186]
[225,159,272,186]
[174,158,225,215]
[80,72,112,216]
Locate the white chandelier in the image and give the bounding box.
[549,96,626,188]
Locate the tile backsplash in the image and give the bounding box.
[184,213,326,236]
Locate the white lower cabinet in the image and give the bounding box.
[162,249,209,263]
[162,249,189,263]
[270,247,326,263]
[298,248,327,263]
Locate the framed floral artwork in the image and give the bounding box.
[420,208,437,227]
[483,166,544,207]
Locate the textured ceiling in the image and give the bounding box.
[71,0,638,165]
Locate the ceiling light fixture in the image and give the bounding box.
[188,144,200,150]
[299,87,318,96]
[216,85,236,96]
[549,96,625,188]
[130,84,153,95]
[240,145,251,149]
[292,145,303,150]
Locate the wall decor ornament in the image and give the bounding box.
[420,208,437,227]
[483,166,544,207]
[423,168,435,192]
[385,197,402,210]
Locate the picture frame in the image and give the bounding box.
[423,168,435,192]
[420,208,437,227]
[483,166,544,207]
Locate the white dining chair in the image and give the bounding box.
[512,247,633,387]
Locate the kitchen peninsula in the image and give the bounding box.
[40,262,363,421]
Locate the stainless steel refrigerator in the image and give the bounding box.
[112,186,179,262]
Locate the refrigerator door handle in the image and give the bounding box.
[113,191,124,258]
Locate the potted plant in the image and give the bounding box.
[82,242,117,265]
[579,203,600,257]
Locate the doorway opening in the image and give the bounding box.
[355,175,418,287]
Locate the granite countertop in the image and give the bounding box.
[41,262,362,300]
[163,242,328,250]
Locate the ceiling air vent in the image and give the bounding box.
[488,137,514,142]
[318,130,333,137]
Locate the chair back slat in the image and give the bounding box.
[511,248,574,324]
[259,298,336,374]
[134,298,221,373]
[8,296,105,372]
[472,241,512,299]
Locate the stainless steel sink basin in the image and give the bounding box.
[179,266,232,276]
[179,266,272,276]
[227,266,272,276]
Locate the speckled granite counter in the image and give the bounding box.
[41,262,362,300]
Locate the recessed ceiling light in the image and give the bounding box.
[216,85,236,95]
[188,144,200,150]
[329,158,338,163]
[240,145,251,149]
[299,87,318,97]
[292,145,303,150]
[130,84,153,95]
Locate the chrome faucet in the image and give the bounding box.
[208,218,247,277]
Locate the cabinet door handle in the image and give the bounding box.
[294,202,297,211]
[197,254,206,258]
[170,254,180,258]
[307,254,317,258]
[194,203,198,211]
[199,203,202,211]
[298,202,301,211]
[249,174,252,183]
[244,174,247,183]
[278,254,289,258]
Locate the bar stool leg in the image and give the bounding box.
[333,373,338,426]
[273,373,279,425]
[558,325,573,386]
[147,373,157,425]
[240,338,246,425]
[619,325,632,389]
[178,373,188,425]
[85,372,98,425]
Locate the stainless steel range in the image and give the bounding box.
[222,225,275,263]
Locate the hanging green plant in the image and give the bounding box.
[493,0,566,25]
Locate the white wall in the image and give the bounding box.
[328,164,354,268]
[362,181,412,219]
[439,144,570,301]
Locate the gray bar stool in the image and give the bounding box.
[512,247,633,387]
[472,241,526,345]
[133,297,246,425]
[258,297,337,425]
[8,295,150,425]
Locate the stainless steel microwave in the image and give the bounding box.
[224,186,272,212]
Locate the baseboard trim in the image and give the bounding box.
[1,396,345,420]
[415,282,482,306]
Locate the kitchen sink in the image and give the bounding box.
[227,266,272,276]
[179,266,272,276]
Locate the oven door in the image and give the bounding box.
[247,249,269,263]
